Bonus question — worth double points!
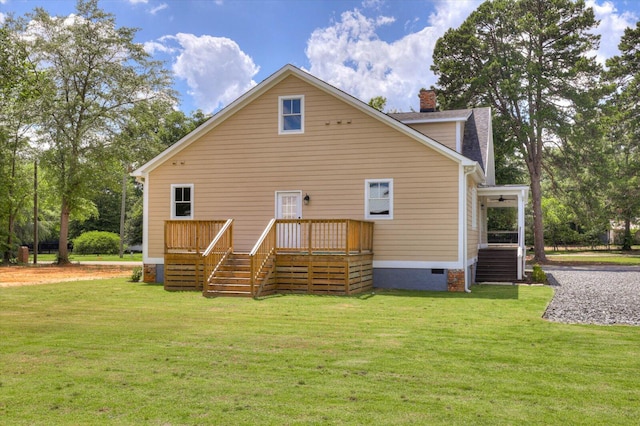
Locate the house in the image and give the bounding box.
[131,64,528,296]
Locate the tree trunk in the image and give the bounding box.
[622,217,632,251]
[530,174,547,263]
[58,199,71,264]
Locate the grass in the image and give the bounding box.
[28,253,142,262]
[543,248,640,265]
[1,281,639,425]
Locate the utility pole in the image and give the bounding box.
[33,160,38,264]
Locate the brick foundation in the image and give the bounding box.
[143,264,157,283]
[447,269,466,292]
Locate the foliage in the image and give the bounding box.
[531,264,547,283]
[130,266,142,282]
[72,231,120,255]
[432,0,602,262]
[604,21,640,250]
[14,0,175,264]
[0,24,39,262]
[1,282,639,424]
[368,96,387,112]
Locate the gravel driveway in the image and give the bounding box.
[543,265,640,326]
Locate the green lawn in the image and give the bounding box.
[544,249,640,265]
[1,281,639,425]
[28,253,142,262]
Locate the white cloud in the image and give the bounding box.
[0,13,6,24]
[127,0,149,4]
[305,1,481,111]
[143,39,176,55]
[587,0,638,64]
[157,33,259,113]
[149,3,168,15]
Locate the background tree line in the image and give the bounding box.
[0,0,209,263]
[431,0,639,259]
[1,0,638,264]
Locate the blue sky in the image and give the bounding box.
[1,0,639,114]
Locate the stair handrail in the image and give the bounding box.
[250,218,277,296]
[202,219,234,283]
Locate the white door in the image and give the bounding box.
[276,191,302,249]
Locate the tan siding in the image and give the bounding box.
[147,75,460,262]
[467,178,479,261]
[405,122,457,152]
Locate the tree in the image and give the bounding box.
[0,24,39,262]
[368,96,387,112]
[605,22,640,250]
[431,0,601,262]
[19,0,175,263]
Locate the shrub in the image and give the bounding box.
[131,266,142,282]
[73,231,120,255]
[531,264,547,284]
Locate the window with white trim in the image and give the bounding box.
[171,184,193,219]
[365,179,393,220]
[279,95,304,134]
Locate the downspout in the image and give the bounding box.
[463,166,476,293]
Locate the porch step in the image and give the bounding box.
[475,248,518,282]
[204,253,272,297]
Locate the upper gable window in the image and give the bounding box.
[171,184,193,219]
[365,179,393,220]
[279,95,304,134]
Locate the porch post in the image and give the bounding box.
[517,190,526,280]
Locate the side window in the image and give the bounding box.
[171,184,193,219]
[279,95,304,134]
[365,179,393,220]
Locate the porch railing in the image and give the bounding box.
[250,219,277,296]
[275,219,374,254]
[202,219,234,283]
[487,230,519,245]
[165,220,229,253]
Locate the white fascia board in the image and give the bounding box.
[400,116,470,124]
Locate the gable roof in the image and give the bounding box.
[132,64,481,178]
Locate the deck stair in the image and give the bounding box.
[475,248,518,282]
[204,253,273,297]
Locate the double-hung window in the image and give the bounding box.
[365,179,393,220]
[279,95,304,134]
[171,184,193,219]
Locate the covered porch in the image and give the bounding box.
[476,185,529,282]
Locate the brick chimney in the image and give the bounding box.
[419,89,437,112]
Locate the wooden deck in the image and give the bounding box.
[163,219,374,296]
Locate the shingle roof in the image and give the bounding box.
[389,107,491,172]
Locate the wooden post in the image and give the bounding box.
[345,220,350,255]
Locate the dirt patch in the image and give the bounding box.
[0,264,136,288]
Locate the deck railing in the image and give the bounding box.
[275,219,374,254]
[202,219,234,283]
[250,219,277,296]
[487,231,519,245]
[165,220,229,253]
